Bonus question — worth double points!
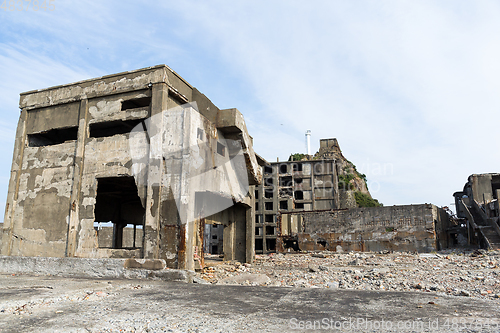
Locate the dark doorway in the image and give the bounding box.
[94,176,145,249]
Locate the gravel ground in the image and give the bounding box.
[1,249,499,332]
[198,249,500,299]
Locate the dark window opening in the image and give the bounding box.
[197,128,204,140]
[317,239,327,247]
[28,126,78,147]
[255,214,262,224]
[265,226,275,235]
[264,189,274,198]
[280,176,293,187]
[293,163,303,172]
[279,188,293,197]
[121,97,151,110]
[284,239,300,251]
[255,189,259,198]
[295,191,304,200]
[280,164,288,174]
[264,166,273,174]
[264,177,274,186]
[492,182,500,199]
[295,202,304,209]
[94,176,145,249]
[255,239,263,251]
[90,119,144,138]
[280,201,288,210]
[255,227,262,236]
[211,245,218,254]
[265,202,273,211]
[266,239,276,252]
[255,202,259,211]
[217,142,226,156]
[265,214,274,223]
[294,178,303,184]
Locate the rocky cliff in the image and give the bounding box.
[290,138,382,208]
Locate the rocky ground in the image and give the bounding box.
[1,250,500,332]
[198,249,500,300]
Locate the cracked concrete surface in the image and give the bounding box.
[1,273,500,332]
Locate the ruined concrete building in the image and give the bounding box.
[0,65,264,270]
[454,173,500,249]
[254,158,338,253]
[254,138,452,254]
[254,138,379,253]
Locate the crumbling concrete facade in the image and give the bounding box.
[1,65,262,270]
[454,173,500,249]
[254,138,379,254]
[254,159,339,253]
[277,204,448,253]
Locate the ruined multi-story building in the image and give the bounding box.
[254,138,452,254]
[0,65,263,270]
[254,138,378,253]
[454,173,500,249]
[254,158,339,253]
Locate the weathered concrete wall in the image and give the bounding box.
[4,139,77,257]
[471,174,493,203]
[281,204,444,253]
[0,256,192,282]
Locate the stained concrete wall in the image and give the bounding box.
[280,204,446,253]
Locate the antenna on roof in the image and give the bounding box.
[305,130,311,155]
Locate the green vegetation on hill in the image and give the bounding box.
[289,153,307,161]
[338,173,355,190]
[355,191,383,207]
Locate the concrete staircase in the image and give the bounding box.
[469,200,500,250]
[478,223,500,250]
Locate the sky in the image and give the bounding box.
[1,0,500,219]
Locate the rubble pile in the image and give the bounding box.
[198,250,500,299]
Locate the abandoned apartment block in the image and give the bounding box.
[254,159,339,253]
[0,65,264,270]
[255,138,454,254]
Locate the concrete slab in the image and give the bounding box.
[0,273,499,332]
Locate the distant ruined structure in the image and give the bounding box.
[453,173,500,250]
[254,138,448,254]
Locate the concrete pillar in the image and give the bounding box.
[246,189,255,264]
[1,109,28,255]
[223,209,235,261]
[143,83,169,260]
[66,98,89,257]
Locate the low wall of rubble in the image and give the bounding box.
[280,204,447,253]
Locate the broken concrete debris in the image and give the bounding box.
[198,250,500,300]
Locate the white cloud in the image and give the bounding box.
[162,0,500,208]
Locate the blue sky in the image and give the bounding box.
[1,0,500,218]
